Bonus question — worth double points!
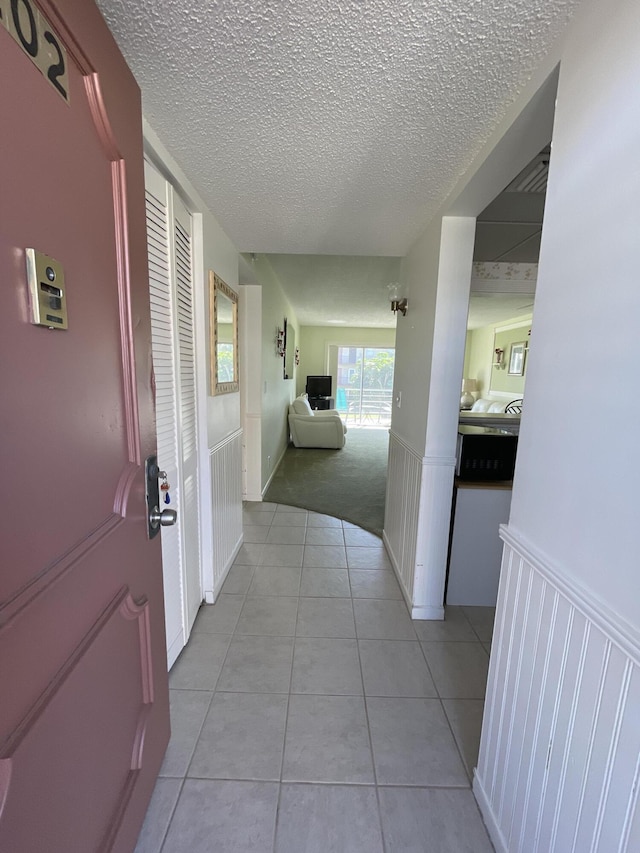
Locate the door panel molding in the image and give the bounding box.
[0,588,154,852]
[84,71,142,465]
[2,588,154,753]
[0,514,124,625]
[39,4,141,468]
[84,73,122,158]
[113,460,144,517]
[38,0,94,75]
[0,1,169,848]
[111,156,142,465]
[0,542,160,734]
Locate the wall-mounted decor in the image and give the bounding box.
[276,325,285,358]
[209,271,239,395]
[489,320,531,395]
[284,319,295,379]
[387,282,408,316]
[508,341,527,376]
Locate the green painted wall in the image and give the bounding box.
[465,324,495,397]
[465,314,532,398]
[250,256,300,488]
[297,326,397,397]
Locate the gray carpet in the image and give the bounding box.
[264,428,389,536]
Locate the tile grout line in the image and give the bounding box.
[353,574,388,853]
[415,618,486,787]
[157,502,493,852]
[157,776,187,853]
[177,598,244,783]
[159,675,220,850]
[273,507,303,852]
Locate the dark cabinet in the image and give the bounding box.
[309,396,335,410]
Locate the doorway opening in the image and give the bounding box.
[446,143,550,612]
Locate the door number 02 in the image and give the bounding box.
[0,0,69,103]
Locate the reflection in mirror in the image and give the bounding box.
[210,271,239,395]
[284,320,295,379]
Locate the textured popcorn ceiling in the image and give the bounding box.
[97,0,577,326]
[256,254,403,328]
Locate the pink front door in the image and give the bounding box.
[0,1,170,850]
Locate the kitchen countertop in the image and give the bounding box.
[458,411,521,432]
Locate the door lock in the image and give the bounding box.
[145,455,178,538]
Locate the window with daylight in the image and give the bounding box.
[335,347,395,427]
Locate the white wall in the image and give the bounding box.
[384,217,477,618]
[382,221,444,616]
[473,0,640,848]
[245,256,300,492]
[508,0,640,624]
[240,284,263,501]
[390,223,441,455]
[385,43,560,616]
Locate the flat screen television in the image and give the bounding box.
[306,375,332,398]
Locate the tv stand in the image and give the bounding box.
[308,396,334,411]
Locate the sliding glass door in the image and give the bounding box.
[336,347,395,427]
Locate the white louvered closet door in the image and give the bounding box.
[145,161,201,669]
[172,193,201,637]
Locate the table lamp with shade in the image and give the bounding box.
[460,378,478,410]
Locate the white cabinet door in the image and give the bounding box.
[447,485,512,606]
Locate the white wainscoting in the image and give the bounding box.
[474,526,640,853]
[242,412,262,502]
[383,431,421,604]
[204,429,244,602]
[384,430,454,620]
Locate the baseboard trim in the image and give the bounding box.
[261,443,289,498]
[473,771,508,853]
[166,629,185,671]
[411,603,445,620]
[204,532,243,603]
[382,530,411,608]
[383,530,445,622]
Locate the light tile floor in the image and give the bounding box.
[136,503,495,852]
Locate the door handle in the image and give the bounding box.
[145,455,178,538]
[149,505,177,529]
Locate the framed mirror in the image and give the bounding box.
[284,318,295,380]
[209,271,239,395]
[508,341,527,375]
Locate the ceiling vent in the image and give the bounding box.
[506,154,550,193]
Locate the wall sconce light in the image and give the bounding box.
[388,283,408,316]
[276,327,285,357]
[460,378,478,410]
[493,348,505,369]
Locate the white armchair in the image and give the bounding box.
[288,395,347,449]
